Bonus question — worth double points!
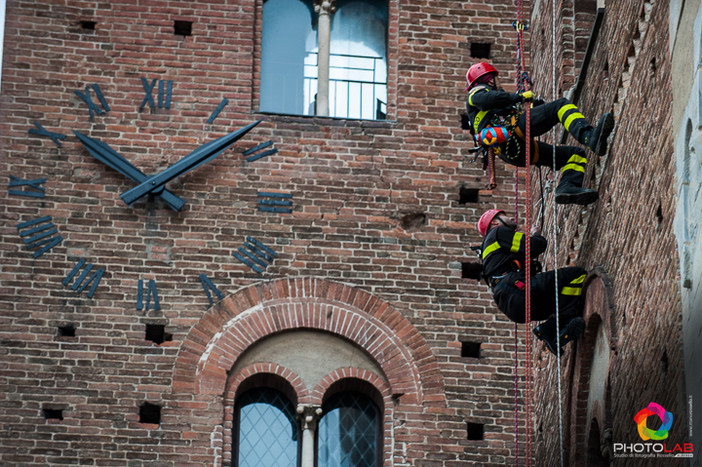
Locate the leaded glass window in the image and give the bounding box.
[317,391,380,467]
[235,388,299,467]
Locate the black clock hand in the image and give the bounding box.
[120,119,262,207]
[74,131,186,211]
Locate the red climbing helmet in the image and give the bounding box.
[477,209,504,236]
[465,62,499,91]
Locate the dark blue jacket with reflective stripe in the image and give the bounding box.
[466,85,523,136]
[480,226,547,279]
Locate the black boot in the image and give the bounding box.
[583,113,614,156]
[533,318,560,356]
[533,316,585,356]
[558,316,585,345]
[555,181,599,205]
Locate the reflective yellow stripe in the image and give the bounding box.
[563,112,586,132]
[561,286,583,296]
[561,163,585,173]
[473,110,488,133]
[562,274,586,296]
[468,88,486,106]
[482,241,500,260]
[567,154,587,164]
[557,104,578,121]
[511,232,523,253]
[570,274,586,285]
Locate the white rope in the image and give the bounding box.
[551,0,565,465]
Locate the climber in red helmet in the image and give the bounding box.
[464,62,615,205]
[477,208,587,355]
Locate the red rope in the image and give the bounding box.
[514,3,533,465]
[487,148,497,190]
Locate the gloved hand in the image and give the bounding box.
[520,90,533,102]
[533,98,546,107]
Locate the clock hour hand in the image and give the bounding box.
[120,119,262,207]
[74,131,186,211]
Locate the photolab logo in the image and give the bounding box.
[634,402,673,441]
[613,402,694,458]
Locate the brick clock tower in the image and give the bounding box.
[1,0,530,466]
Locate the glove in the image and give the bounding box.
[520,90,533,102]
[533,98,545,107]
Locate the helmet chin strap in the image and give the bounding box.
[496,216,512,228]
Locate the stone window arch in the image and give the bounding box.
[566,270,616,465]
[172,278,444,466]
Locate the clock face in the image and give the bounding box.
[10,75,290,329]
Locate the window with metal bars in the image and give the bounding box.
[259,0,388,120]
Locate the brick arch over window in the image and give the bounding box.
[173,277,444,406]
[566,268,617,465]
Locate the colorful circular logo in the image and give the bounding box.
[634,402,673,441]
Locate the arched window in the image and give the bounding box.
[260,0,388,120]
[235,388,299,467]
[317,391,380,467]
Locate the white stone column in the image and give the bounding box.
[314,0,336,116]
[297,404,323,467]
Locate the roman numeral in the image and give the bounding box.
[207,98,229,124]
[28,121,66,147]
[242,141,278,163]
[74,83,110,119]
[232,237,277,274]
[16,216,63,258]
[137,279,161,312]
[8,175,46,198]
[62,258,104,299]
[140,77,172,110]
[257,191,293,214]
[199,273,224,306]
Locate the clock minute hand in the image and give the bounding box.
[120,120,262,207]
[73,131,186,211]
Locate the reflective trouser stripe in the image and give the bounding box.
[571,274,586,284]
[561,274,587,296]
[561,286,582,296]
[563,112,586,132]
[557,104,578,121]
[557,104,587,132]
[561,154,588,174]
[561,163,585,173]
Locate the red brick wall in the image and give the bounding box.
[0,0,548,465]
[529,0,687,465]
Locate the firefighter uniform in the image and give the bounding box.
[480,224,587,353]
[466,83,613,205]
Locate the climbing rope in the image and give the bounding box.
[487,147,497,190]
[550,0,565,464]
[513,5,533,463]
